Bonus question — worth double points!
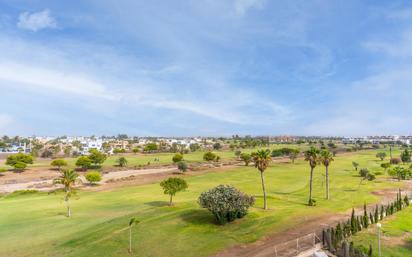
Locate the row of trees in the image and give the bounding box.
[323,190,409,256]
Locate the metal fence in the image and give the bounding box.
[273,233,321,257]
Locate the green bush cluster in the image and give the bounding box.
[198,185,255,225]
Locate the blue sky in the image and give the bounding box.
[0,0,412,137]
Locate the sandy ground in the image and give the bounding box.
[0,166,179,193]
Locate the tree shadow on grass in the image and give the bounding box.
[144,201,169,207]
[179,209,217,225]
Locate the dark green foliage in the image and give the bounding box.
[363,203,369,228]
[88,149,107,166]
[172,153,183,163]
[177,161,188,172]
[203,151,218,161]
[198,185,255,224]
[75,156,92,170]
[239,153,251,166]
[374,205,379,223]
[271,147,298,157]
[6,153,33,170]
[116,157,128,167]
[404,195,410,206]
[400,149,411,163]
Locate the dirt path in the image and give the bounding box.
[214,182,412,257]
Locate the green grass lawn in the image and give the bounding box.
[0,150,405,257]
[351,205,412,257]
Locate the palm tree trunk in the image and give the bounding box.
[66,198,71,217]
[260,171,267,210]
[325,165,329,200]
[309,167,314,205]
[129,227,132,253]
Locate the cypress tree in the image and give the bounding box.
[357,216,362,231]
[374,205,379,223]
[404,195,410,206]
[380,205,384,220]
[363,203,369,228]
[350,208,356,234]
[369,212,374,224]
[368,244,373,257]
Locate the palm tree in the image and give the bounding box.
[252,149,271,209]
[304,147,320,206]
[128,218,140,253]
[53,169,80,217]
[320,150,334,200]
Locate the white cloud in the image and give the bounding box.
[17,9,56,32]
[234,0,265,16]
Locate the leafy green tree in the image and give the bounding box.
[252,149,271,209]
[88,149,107,166]
[160,177,188,206]
[13,162,27,171]
[289,149,300,164]
[128,218,140,253]
[50,159,68,170]
[376,152,386,161]
[75,156,92,171]
[132,148,140,154]
[172,153,183,163]
[400,149,411,163]
[240,153,252,166]
[203,151,217,161]
[305,147,320,206]
[388,166,412,181]
[53,169,80,217]
[116,157,128,167]
[380,162,391,172]
[6,153,33,170]
[177,161,188,173]
[213,142,222,150]
[143,143,158,152]
[320,150,334,200]
[234,150,242,158]
[85,171,102,184]
[189,143,200,152]
[198,185,255,224]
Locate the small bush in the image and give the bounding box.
[172,153,183,163]
[359,168,369,178]
[198,185,255,225]
[203,151,217,161]
[85,171,102,184]
[14,161,27,171]
[177,161,188,172]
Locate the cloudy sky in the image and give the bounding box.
[0,0,411,137]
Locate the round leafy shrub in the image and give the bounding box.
[85,171,102,184]
[203,151,217,161]
[172,153,183,163]
[177,161,188,172]
[198,185,255,225]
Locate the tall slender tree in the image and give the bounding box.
[128,218,140,253]
[320,150,334,200]
[252,149,271,209]
[53,169,80,217]
[304,147,320,206]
